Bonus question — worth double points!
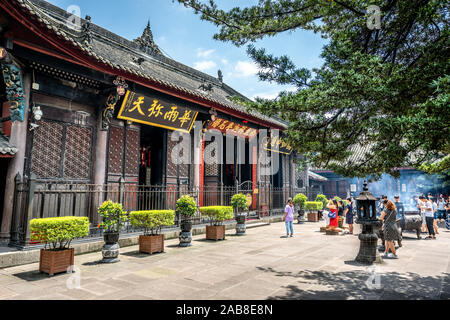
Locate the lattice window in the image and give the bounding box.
[166,134,178,177]
[64,125,92,179]
[204,141,218,176]
[108,126,124,174]
[125,129,139,176]
[31,120,63,178]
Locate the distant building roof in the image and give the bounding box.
[308,171,327,181]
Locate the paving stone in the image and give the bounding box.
[0,221,449,300]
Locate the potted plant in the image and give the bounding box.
[293,193,308,223]
[98,200,128,263]
[231,193,249,236]
[130,210,175,254]
[30,216,89,276]
[176,195,197,247]
[305,201,323,222]
[199,206,233,240]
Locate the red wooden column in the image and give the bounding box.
[252,145,257,210]
[199,139,205,207]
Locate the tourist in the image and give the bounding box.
[326,199,339,228]
[421,196,436,239]
[418,196,428,233]
[437,195,446,221]
[377,195,388,217]
[379,200,400,259]
[344,197,354,235]
[283,198,294,237]
[445,198,450,230]
[394,196,404,219]
[337,200,344,217]
[430,197,439,235]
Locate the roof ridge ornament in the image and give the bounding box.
[80,15,92,46]
[133,20,162,56]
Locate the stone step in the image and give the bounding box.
[246,222,270,229]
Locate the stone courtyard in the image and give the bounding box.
[0,221,449,300]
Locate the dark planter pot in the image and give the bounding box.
[179,218,193,247]
[103,231,120,244]
[235,213,246,236]
[180,219,193,232]
[297,209,305,223]
[101,232,120,263]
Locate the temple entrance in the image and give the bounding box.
[139,125,165,186]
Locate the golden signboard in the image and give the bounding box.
[208,117,258,139]
[263,135,293,155]
[118,91,198,133]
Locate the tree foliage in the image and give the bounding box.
[177,0,449,178]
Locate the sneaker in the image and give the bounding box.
[391,254,399,259]
[290,234,294,237]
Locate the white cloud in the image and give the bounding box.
[251,86,297,101]
[251,92,279,101]
[197,48,215,58]
[194,60,217,71]
[234,61,259,77]
[221,59,229,65]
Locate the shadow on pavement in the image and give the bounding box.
[256,266,449,300]
[121,251,165,258]
[13,270,68,281]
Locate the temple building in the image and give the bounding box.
[0,0,322,246]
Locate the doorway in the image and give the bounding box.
[139,125,165,186]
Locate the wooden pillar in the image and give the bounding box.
[0,73,31,242]
[251,144,257,210]
[91,113,108,225]
[199,138,205,207]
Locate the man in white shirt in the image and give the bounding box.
[421,196,436,239]
[418,196,428,233]
[430,198,439,235]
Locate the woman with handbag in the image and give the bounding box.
[380,200,401,258]
[326,199,339,228]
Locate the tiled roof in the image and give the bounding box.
[13,0,287,129]
[0,133,18,156]
[308,171,327,181]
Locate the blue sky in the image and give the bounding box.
[47,0,327,100]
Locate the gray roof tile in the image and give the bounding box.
[17,0,287,129]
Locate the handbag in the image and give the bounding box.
[328,210,336,219]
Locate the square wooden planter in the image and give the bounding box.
[139,235,164,254]
[206,225,225,241]
[39,248,74,276]
[307,212,319,222]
